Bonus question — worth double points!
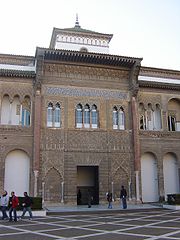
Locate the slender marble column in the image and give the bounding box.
[61,181,64,203]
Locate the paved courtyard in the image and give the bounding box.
[0,208,180,239]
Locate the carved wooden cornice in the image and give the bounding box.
[139,80,180,90]
[0,54,34,65]
[36,47,142,69]
[0,69,35,78]
[140,66,180,79]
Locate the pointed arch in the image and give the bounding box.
[84,104,90,128]
[167,98,180,131]
[22,96,31,126]
[54,102,61,127]
[112,106,125,130]
[44,167,63,202]
[91,104,98,128]
[47,102,53,127]
[76,103,83,128]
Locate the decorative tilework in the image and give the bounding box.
[45,86,127,100]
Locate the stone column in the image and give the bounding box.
[132,96,141,201]
[111,181,114,201]
[42,181,45,206]
[33,90,42,196]
[8,101,12,124]
[61,181,64,203]
[34,170,39,197]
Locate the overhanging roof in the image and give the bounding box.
[0,68,35,78]
[37,48,142,68]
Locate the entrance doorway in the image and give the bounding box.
[77,166,99,205]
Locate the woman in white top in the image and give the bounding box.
[0,190,9,220]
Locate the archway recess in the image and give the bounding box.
[141,153,159,202]
[4,150,30,196]
[163,153,180,200]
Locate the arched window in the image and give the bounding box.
[168,115,176,131]
[167,98,180,131]
[119,107,125,130]
[139,103,146,130]
[22,109,31,127]
[154,104,162,130]
[113,106,118,129]
[47,102,53,127]
[91,104,98,128]
[75,103,99,129]
[11,96,21,125]
[147,103,154,130]
[76,104,83,128]
[113,106,125,130]
[54,103,61,127]
[47,102,61,128]
[139,102,162,131]
[84,104,90,128]
[21,96,31,127]
[80,47,88,52]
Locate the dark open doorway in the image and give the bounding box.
[77,166,99,205]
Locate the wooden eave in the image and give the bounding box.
[139,80,180,90]
[0,69,36,78]
[140,66,180,79]
[40,48,142,68]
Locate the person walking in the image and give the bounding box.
[20,192,33,220]
[0,190,9,220]
[87,189,92,208]
[9,191,19,222]
[77,189,82,205]
[107,191,112,209]
[120,185,127,209]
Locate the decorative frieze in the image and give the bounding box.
[44,64,128,79]
[140,130,180,138]
[44,86,127,100]
[72,152,103,165]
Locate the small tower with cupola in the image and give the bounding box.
[50,15,113,54]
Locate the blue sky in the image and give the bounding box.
[0,0,180,70]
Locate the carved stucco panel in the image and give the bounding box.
[138,93,162,109]
[71,152,103,166]
[41,151,64,179]
[44,64,129,80]
[111,153,130,181]
[1,83,33,101]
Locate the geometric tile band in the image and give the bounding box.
[45,86,127,100]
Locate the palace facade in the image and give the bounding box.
[0,19,180,204]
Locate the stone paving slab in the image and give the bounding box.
[0,233,56,240]
[1,209,180,240]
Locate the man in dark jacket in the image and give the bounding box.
[120,185,127,209]
[20,192,33,220]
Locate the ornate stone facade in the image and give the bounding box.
[0,33,180,205]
